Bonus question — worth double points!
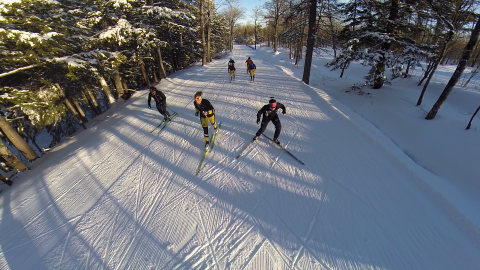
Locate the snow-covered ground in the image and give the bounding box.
[1,45,479,269]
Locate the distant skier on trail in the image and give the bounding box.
[148,86,172,121]
[228,58,235,80]
[245,57,253,73]
[253,98,286,144]
[248,61,256,81]
[193,91,218,149]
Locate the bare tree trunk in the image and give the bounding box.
[122,80,129,92]
[113,73,124,94]
[404,60,411,78]
[328,14,337,58]
[302,0,317,85]
[426,16,480,120]
[71,98,88,123]
[466,105,480,129]
[418,61,434,86]
[0,173,14,186]
[273,21,278,53]
[99,75,115,104]
[417,60,439,105]
[85,90,101,115]
[200,0,206,65]
[156,48,167,79]
[462,64,479,87]
[64,100,87,130]
[0,116,38,163]
[206,0,212,62]
[140,62,151,88]
[55,83,87,130]
[340,62,347,78]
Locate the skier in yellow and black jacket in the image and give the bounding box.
[193,91,218,149]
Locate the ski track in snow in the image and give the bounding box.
[1,46,479,269]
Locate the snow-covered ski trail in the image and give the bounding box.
[2,45,479,269]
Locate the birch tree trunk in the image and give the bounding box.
[0,116,38,163]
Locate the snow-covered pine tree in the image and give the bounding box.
[0,0,88,159]
[333,0,426,89]
[143,5,200,75]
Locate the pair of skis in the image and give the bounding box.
[236,134,304,165]
[150,112,178,134]
[196,122,222,175]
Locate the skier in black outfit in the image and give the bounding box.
[228,58,236,80]
[253,98,286,144]
[148,86,171,121]
[193,91,218,149]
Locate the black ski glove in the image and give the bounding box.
[195,111,199,116]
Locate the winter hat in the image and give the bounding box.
[194,91,203,99]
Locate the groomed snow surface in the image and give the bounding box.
[1,45,479,269]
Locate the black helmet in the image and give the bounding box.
[194,91,202,98]
[248,57,251,60]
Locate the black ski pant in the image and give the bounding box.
[156,102,170,119]
[256,116,281,139]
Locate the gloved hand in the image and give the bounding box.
[203,111,208,116]
[282,111,286,115]
[195,112,199,116]
[256,120,260,125]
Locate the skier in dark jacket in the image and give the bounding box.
[228,58,236,79]
[253,98,286,144]
[248,62,256,81]
[245,57,253,73]
[193,91,218,149]
[148,86,171,121]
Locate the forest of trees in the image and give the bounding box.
[1,0,480,183]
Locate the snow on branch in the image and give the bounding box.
[0,65,40,78]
